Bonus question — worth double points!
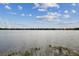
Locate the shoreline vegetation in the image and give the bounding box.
[1,45,79,56]
[0,28,79,30]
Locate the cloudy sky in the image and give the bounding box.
[0,3,79,28]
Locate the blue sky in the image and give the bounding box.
[0,3,79,28]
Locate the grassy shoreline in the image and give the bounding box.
[0,45,79,56]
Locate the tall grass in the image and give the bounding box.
[5,44,79,56]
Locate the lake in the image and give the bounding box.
[0,30,79,55]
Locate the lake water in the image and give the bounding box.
[0,30,79,53]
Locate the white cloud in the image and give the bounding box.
[9,12,32,17]
[20,13,32,17]
[28,14,32,16]
[72,9,76,13]
[33,3,40,8]
[38,8,47,12]
[9,12,17,15]
[18,5,23,10]
[20,13,25,16]
[64,10,69,13]
[72,3,76,6]
[33,3,59,11]
[63,14,70,18]
[40,3,59,8]
[5,5,11,10]
[36,12,61,21]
